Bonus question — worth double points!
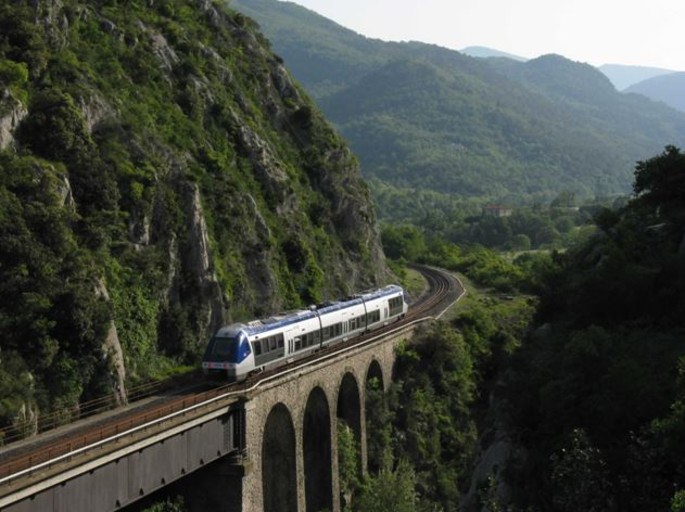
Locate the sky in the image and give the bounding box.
[282,0,685,71]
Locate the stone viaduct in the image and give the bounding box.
[0,267,461,512]
[0,323,422,512]
[234,322,420,512]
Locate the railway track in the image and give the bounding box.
[0,265,463,485]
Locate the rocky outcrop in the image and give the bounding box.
[32,0,70,49]
[237,124,297,215]
[179,182,226,342]
[13,402,38,438]
[0,0,393,430]
[55,173,75,210]
[77,93,115,134]
[0,92,28,151]
[240,193,281,314]
[102,322,127,406]
[314,147,392,287]
[95,279,127,405]
[462,383,529,511]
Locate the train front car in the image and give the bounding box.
[386,284,409,320]
[360,285,408,327]
[202,324,255,381]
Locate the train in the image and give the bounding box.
[201,284,408,381]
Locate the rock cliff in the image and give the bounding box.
[0,0,391,431]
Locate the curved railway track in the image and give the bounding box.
[0,265,463,486]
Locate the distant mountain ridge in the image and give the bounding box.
[599,63,678,90]
[625,72,685,113]
[233,0,685,203]
[457,49,682,93]
[460,46,527,61]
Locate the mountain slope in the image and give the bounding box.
[0,0,389,431]
[231,0,685,202]
[229,0,390,98]
[625,72,685,112]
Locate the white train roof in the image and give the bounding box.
[214,285,404,337]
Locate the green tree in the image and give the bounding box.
[510,233,531,251]
[633,145,685,220]
[550,428,615,512]
[338,420,362,511]
[355,459,417,512]
[393,323,478,511]
[381,224,426,261]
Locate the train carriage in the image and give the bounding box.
[202,284,408,381]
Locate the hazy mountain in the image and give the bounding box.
[229,0,391,98]
[599,63,677,90]
[232,0,685,202]
[460,46,527,61]
[625,72,685,112]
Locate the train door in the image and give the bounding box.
[341,311,348,335]
[285,328,293,355]
[286,327,300,354]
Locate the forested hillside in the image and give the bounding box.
[0,0,389,439]
[499,146,685,510]
[231,0,685,205]
[352,146,685,511]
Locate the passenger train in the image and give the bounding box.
[202,285,408,381]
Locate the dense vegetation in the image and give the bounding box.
[232,0,685,207]
[499,146,685,511]
[0,0,389,441]
[377,183,608,253]
[334,295,536,512]
[355,146,685,511]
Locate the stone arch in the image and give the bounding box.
[337,371,362,510]
[365,359,386,474]
[262,403,297,512]
[337,372,362,449]
[303,386,332,512]
[366,359,384,391]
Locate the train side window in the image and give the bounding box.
[277,335,284,348]
[270,338,277,351]
[295,337,302,351]
[254,341,262,356]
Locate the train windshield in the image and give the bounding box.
[210,336,239,362]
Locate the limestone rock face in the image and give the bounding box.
[0,93,28,151]
[180,182,226,342]
[95,279,127,406]
[0,0,392,424]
